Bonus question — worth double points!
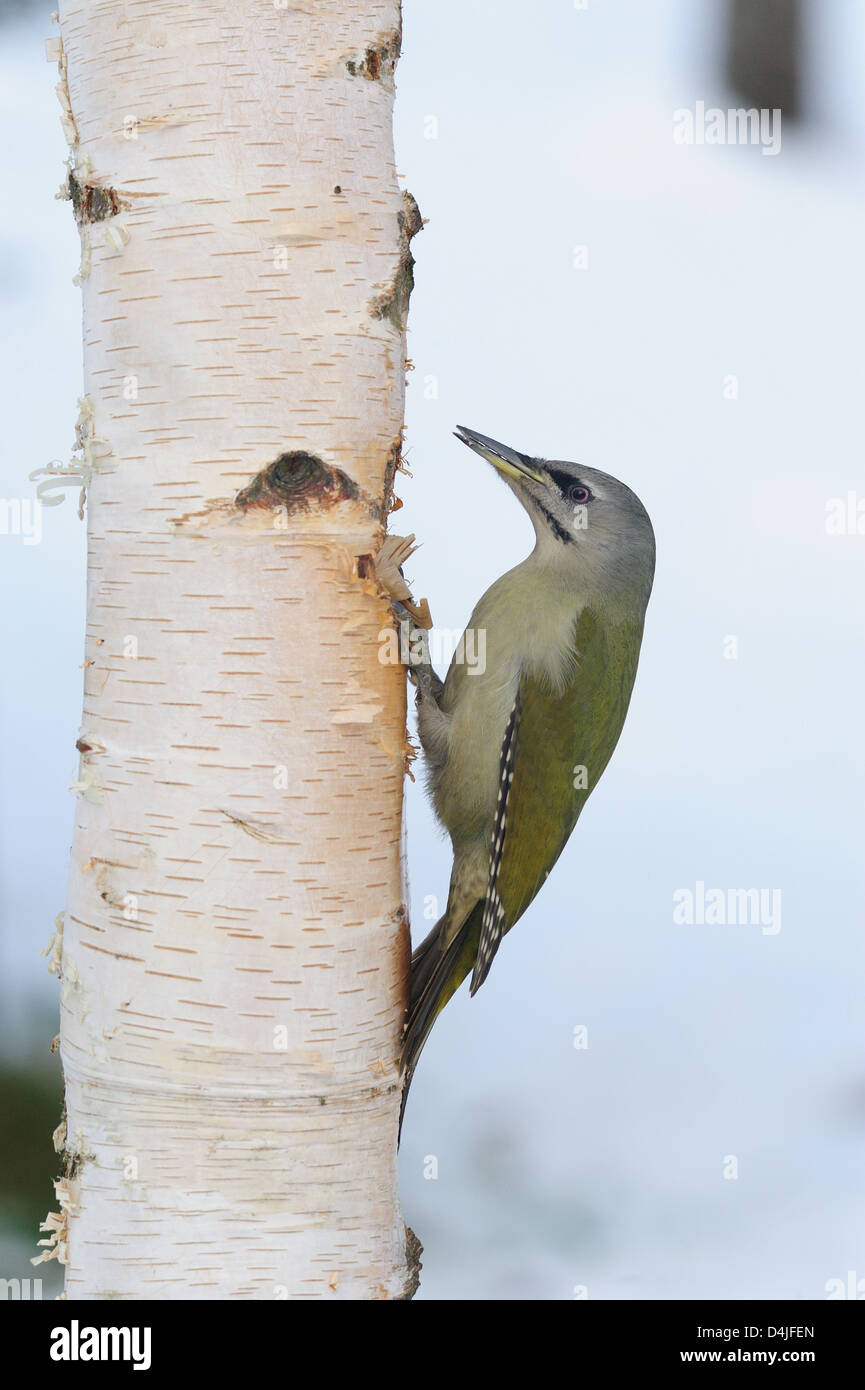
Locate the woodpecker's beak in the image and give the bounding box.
[454,426,546,485]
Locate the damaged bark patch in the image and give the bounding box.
[67,169,122,223]
[380,434,406,517]
[397,1224,423,1300]
[60,1137,94,1182]
[346,25,401,80]
[370,191,423,333]
[235,451,362,515]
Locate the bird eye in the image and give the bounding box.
[568,484,591,504]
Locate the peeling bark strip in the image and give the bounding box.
[381,434,405,516]
[52,0,414,1300]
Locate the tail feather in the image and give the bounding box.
[405,918,447,1010]
[399,905,482,1138]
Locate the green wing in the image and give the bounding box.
[497,606,642,932]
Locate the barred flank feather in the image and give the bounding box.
[471,685,522,995]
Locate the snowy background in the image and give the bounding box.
[1,0,863,1299]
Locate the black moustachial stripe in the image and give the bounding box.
[536,498,574,545]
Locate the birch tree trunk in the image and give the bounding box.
[41,0,419,1300]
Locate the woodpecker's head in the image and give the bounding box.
[454,425,655,594]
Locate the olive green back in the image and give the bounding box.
[498,606,644,930]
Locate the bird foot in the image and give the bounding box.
[372,534,432,630]
[372,537,442,703]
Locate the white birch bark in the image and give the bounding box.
[40,0,419,1300]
